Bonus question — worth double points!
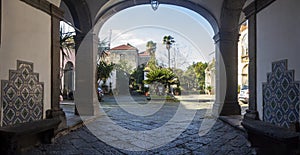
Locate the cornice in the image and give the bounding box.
[243,0,276,18]
[213,31,240,43]
[20,0,64,19]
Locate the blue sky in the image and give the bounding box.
[99,4,215,69]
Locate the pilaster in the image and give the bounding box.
[242,0,278,120]
[74,32,100,116]
[20,0,67,132]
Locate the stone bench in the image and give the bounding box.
[0,118,61,154]
[242,119,300,155]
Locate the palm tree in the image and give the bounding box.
[97,39,110,63]
[146,40,157,55]
[144,68,178,94]
[97,61,114,81]
[161,68,179,93]
[97,61,114,87]
[60,27,75,59]
[97,39,114,94]
[163,35,175,68]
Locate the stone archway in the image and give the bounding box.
[94,0,219,35]
[63,61,75,99]
[61,0,92,35]
[94,0,246,116]
[59,0,247,116]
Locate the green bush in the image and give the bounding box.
[199,90,206,94]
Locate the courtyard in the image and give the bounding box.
[27,94,254,155]
[0,0,299,155]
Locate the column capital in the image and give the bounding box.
[50,4,64,20]
[213,31,240,43]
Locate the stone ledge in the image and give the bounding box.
[0,118,61,154]
[219,115,245,132]
[241,119,300,155]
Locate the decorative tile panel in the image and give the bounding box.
[1,60,44,126]
[263,59,300,128]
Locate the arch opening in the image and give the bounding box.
[54,0,247,151]
[95,0,219,35]
[84,3,222,151]
[96,4,216,97]
[59,0,78,115]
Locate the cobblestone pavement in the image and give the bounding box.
[27,95,255,155]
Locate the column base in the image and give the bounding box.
[244,109,259,120]
[213,101,241,116]
[75,105,79,115]
[46,108,67,133]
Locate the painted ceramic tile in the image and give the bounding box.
[263,59,300,128]
[1,60,44,126]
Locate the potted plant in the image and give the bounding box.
[173,87,181,96]
[206,86,212,95]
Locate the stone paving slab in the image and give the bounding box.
[26,95,255,155]
[27,120,254,155]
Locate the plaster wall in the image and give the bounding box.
[257,0,300,119]
[0,0,52,117]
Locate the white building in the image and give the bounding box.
[107,44,139,91]
[238,23,249,88]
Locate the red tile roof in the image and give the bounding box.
[110,44,138,51]
[138,51,150,56]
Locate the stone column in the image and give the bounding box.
[46,4,67,130]
[213,31,241,116]
[75,32,99,116]
[243,1,259,119]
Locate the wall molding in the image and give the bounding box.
[20,0,63,19]
[243,0,276,18]
[213,31,240,43]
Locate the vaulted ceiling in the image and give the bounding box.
[60,0,250,36]
[86,0,225,26]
